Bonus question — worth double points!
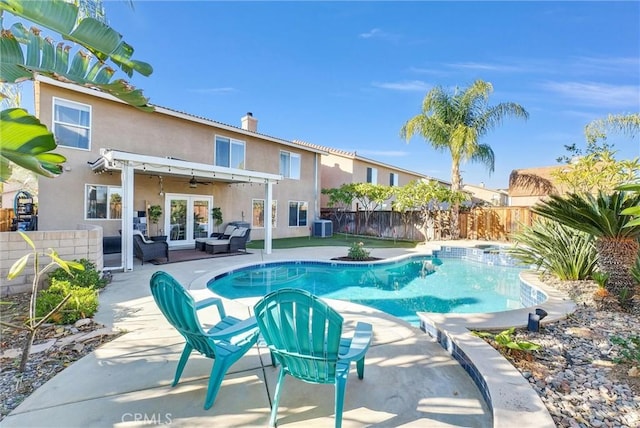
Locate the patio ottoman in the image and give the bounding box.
[205,239,230,254]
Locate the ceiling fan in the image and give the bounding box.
[188,176,210,188]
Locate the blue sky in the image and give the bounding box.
[13,1,640,189]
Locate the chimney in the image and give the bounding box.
[241,112,258,132]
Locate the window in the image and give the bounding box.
[86,185,122,219]
[366,167,378,184]
[53,98,91,149]
[288,201,308,227]
[280,151,301,179]
[252,199,277,228]
[390,173,399,186]
[215,136,245,169]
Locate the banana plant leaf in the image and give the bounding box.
[0,108,66,182]
[0,0,152,77]
[1,22,153,111]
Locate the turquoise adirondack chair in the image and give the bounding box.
[253,288,373,428]
[150,271,260,410]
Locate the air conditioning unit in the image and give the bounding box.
[313,220,333,238]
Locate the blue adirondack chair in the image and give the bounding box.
[150,271,260,410]
[253,288,373,428]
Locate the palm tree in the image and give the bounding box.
[400,79,528,238]
[532,191,640,301]
[0,0,153,181]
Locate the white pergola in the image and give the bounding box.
[91,149,282,271]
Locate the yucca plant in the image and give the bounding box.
[532,191,640,300]
[508,218,597,280]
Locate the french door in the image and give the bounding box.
[165,194,213,247]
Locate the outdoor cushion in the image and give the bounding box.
[230,227,247,238]
[221,225,237,238]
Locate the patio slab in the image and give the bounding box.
[3,242,561,427]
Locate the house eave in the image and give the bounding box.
[90,149,282,184]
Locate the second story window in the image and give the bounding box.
[390,173,399,186]
[366,167,378,184]
[215,136,245,169]
[53,97,91,150]
[280,151,301,179]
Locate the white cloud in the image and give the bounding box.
[372,80,431,92]
[446,61,526,73]
[359,28,382,39]
[540,81,640,109]
[358,28,400,42]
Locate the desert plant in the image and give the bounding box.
[2,232,83,372]
[610,335,640,364]
[508,218,597,280]
[36,280,99,325]
[474,327,541,355]
[347,242,370,261]
[47,258,108,289]
[532,191,640,300]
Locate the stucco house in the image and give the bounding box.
[293,140,449,210]
[34,77,326,270]
[508,165,567,206]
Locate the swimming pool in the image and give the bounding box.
[207,254,526,325]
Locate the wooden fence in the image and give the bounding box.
[459,207,537,241]
[321,206,537,242]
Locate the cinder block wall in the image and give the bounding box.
[0,225,103,296]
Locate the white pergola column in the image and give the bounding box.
[121,162,135,271]
[264,181,273,254]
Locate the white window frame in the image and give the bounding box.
[85,184,122,220]
[288,200,308,227]
[252,199,277,229]
[390,172,399,186]
[214,135,246,169]
[53,97,92,150]
[280,151,301,180]
[366,167,378,184]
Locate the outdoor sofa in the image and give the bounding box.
[204,227,251,254]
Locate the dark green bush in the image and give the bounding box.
[508,218,598,280]
[36,279,99,324]
[47,258,108,289]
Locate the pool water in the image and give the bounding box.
[207,256,524,325]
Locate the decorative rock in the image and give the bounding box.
[74,318,92,328]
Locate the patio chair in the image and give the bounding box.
[253,288,373,428]
[132,230,169,264]
[195,224,238,251]
[150,271,261,409]
[204,227,251,254]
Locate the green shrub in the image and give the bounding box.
[36,279,99,324]
[610,335,640,364]
[508,219,598,280]
[47,258,108,289]
[347,242,370,261]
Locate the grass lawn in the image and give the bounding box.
[246,234,419,250]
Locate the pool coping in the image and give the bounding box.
[190,251,576,428]
[418,270,576,428]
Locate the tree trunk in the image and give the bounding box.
[18,329,37,373]
[450,161,462,240]
[595,237,639,298]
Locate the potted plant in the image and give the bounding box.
[212,207,223,233]
[148,205,165,241]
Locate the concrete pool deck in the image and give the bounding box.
[2,241,572,427]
